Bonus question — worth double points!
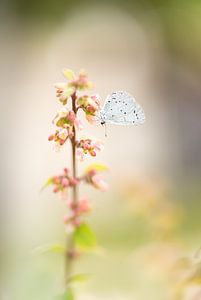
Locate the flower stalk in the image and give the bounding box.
[45,69,108,297]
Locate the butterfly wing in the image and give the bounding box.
[102,91,145,125]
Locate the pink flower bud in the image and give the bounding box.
[48,134,54,141]
[63,215,69,223]
[63,168,69,174]
[53,186,59,193]
[91,174,108,191]
[61,177,69,187]
[90,150,96,157]
[70,177,79,186]
[53,176,60,184]
[71,218,81,227]
[58,128,68,141]
[77,198,91,214]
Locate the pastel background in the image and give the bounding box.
[1,0,201,299]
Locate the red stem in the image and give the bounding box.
[65,92,78,286]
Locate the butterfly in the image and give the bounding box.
[99,91,145,126]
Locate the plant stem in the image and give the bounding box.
[71,92,78,205]
[65,92,78,286]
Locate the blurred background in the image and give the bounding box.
[1,0,201,299]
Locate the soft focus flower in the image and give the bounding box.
[76,198,91,214]
[49,109,78,147]
[77,95,101,122]
[48,128,68,147]
[68,69,93,90]
[69,197,91,215]
[57,128,68,141]
[63,198,91,231]
[53,109,76,128]
[44,168,79,197]
[91,174,108,191]
[83,168,108,191]
[54,82,75,105]
[76,139,104,160]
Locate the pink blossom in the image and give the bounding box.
[68,69,93,90]
[91,140,104,152]
[77,198,91,214]
[46,169,80,196]
[63,215,69,223]
[54,83,75,105]
[69,177,79,186]
[91,174,108,191]
[76,138,104,160]
[61,177,69,187]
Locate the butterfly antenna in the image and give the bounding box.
[104,123,107,137]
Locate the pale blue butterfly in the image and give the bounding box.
[99,91,145,126]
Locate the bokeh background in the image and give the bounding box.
[1,0,201,299]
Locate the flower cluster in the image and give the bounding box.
[77,95,101,123]
[68,69,93,90]
[49,70,102,151]
[64,197,91,228]
[46,168,78,196]
[76,138,103,161]
[54,83,75,105]
[54,69,93,106]
[83,167,108,192]
[48,109,83,149]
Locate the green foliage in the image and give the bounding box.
[41,177,54,191]
[56,288,74,300]
[68,273,90,284]
[56,117,68,127]
[85,163,109,173]
[73,222,97,250]
[32,243,65,255]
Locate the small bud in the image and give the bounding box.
[61,177,69,188]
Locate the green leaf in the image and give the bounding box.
[73,223,97,250]
[68,273,90,284]
[40,177,54,191]
[55,288,74,300]
[85,163,109,173]
[56,117,68,127]
[63,69,75,80]
[32,243,65,255]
